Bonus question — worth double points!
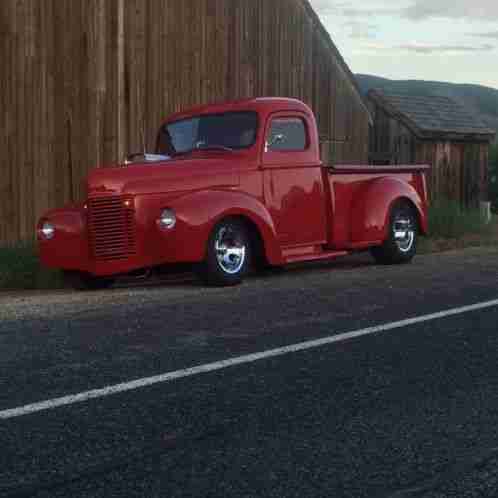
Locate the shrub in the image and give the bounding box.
[427,199,492,240]
[0,242,63,290]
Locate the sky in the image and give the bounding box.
[308,0,498,89]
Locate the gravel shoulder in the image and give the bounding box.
[2,245,498,320]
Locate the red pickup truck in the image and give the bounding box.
[38,98,429,289]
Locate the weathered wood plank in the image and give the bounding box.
[1,0,370,243]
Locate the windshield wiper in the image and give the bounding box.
[173,144,235,157]
[197,144,234,152]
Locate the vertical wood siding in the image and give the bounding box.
[0,0,370,243]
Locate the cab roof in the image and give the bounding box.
[163,98,314,125]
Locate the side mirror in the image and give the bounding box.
[124,152,170,165]
[265,134,286,152]
[124,152,146,165]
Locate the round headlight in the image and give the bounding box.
[41,221,55,240]
[158,209,176,230]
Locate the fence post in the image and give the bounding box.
[480,201,492,224]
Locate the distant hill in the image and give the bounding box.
[356,74,498,142]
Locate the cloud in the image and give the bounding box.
[309,0,498,21]
[469,31,498,39]
[396,42,496,53]
[354,41,495,55]
[400,0,498,21]
[308,1,398,19]
[340,6,399,18]
[343,20,378,40]
[306,0,343,16]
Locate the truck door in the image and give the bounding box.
[261,113,327,247]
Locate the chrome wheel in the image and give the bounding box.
[215,227,247,275]
[370,201,418,265]
[393,213,416,253]
[198,219,252,287]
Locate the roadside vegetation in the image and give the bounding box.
[419,198,497,254]
[0,242,63,290]
[419,143,498,254]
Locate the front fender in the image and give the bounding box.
[351,177,427,244]
[37,204,90,270]
[163,190,283,265]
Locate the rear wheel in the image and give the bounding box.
[370,201,418,265]
[63,271,115,291]
[197,218,251,286]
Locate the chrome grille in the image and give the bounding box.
[87,196,136,262]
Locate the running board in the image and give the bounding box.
[284,250,349,264]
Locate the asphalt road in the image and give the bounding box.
[1,247,498,497]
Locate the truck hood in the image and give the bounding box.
[86,156,240,197]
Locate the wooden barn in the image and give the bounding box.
[368,89,496,207]
[0,0,371,243]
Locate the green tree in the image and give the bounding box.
[490,143,498,213]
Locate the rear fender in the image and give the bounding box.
[351,177,427,244]
[168,190,283,264]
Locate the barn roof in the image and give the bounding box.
[300,0,372,124]
[368,89,496,141]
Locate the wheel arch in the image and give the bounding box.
[351,177,428,244]
[391,196,424,235]
[170,190,284,265]
[216,214,269,269]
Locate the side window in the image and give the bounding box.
[168,118,200,153]
[266,117,308,152]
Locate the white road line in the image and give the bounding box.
[2,298,498,420]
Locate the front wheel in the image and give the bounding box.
[370,201,418,265]
[197,219,252,286]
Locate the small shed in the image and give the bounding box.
[367,89,496,207]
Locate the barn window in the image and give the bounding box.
[267,118,308,152]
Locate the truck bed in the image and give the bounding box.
[323,164,430,251]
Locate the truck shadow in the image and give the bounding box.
[256,252,374,280]
[113,253,375,291]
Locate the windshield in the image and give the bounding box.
[157,111,258,156]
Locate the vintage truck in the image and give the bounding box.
[37,98,429,289]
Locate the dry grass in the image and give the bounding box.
[417,199,498,255]
[419,218,498,254]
